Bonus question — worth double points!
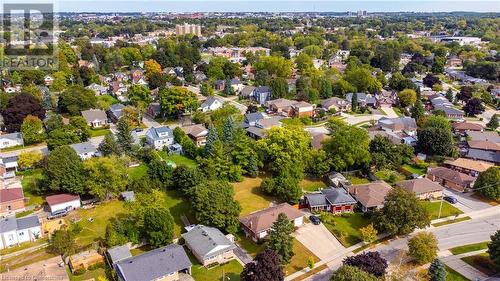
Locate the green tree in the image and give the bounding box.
[473,167,500,200]
[143,206,174,248]
[69,116,91,142]
[417,116,454,156]
[116,118,133,154]
[270,77,289,99]
[345,67,382,94]
[411,99,425,121]
[265,213,294,264]
[58,85,97,115]
[428,259,447,281]
[408,232,438,264]
[332,79,356,98]
[359,224,378,243]
[445,88,454,102]
[200,81,214,96]
[46,128,81,150]
[398,89,417,107]
[191,180,241,233]
[254,56,293,78]
[49,229,75,256]
[351,92,358,112]
[84,156,128,200]
[21,115,46,145]
[18,151,43,169]
[487,114,499,130]
[330,265,379,281]
[128,85,152,108]
[98,132,121,156]
[46,145,86,194]
[158,87,199,117]
[374,188,430,235]
[488,230,500,267]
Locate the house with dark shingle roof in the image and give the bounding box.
[181,124,208,147]
[0,132,23,149]
[303,187,357,214]
[108,103,126,122]
[115,244,192,281]
[182,225,236,266]
[427,167,475,192]
[0,215,41,249]
[0,188,25,215]
[70,142,100,160]
[81,109,108,128]
[107,245,132,267]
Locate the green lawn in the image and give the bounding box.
[450,242,490,255]
[16,210,34,218]
[0,238,48,255]
[20,169,45,206]
[127,164,149,180]
[66,265,107,281]
[89,128,111,137]
[235,232,265,257]
[233,176,276,216]
[432,216,471,227]
[445,265,469,281]
[321,212,371,247]
[374,169,406,183]
[284,239,320,276]
[461,253,499,276]
[393,107,403,117]
[401,164,427,175]
[191,258,243,281]
[156,151,198,168]
[345,175,370,185]
[422,201,463,220]
[164,189,195,238]
[299,178,328,192]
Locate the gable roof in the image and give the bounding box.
[245,112,266,124]
[427,167,475,186]
[241,86,256,97]
[108,245,132,265]
[201,96,223,108]
[452,122,484,131]
[181,124,208,138]
[467,131,500,143]
[116,244,191,281]
[0,132,23,141]
[0,215,40,233]
[182,225,236,260]
[378,117,417,131]
[239,203,303,234]
[347,181,392,208]
[396,178,444,195]
[0,188,24,203]
[468,140,500,151]
[46,194,80,206]
[466,149,500,164]
[81,109,107,122]
[146,126,173,140]
[70,142,98,155]
[445,158,494,173]
[266,98,295,109]
[320,97,350,109]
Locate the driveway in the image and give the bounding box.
[443,189,491,213]
[380,106,399,118]
[294,223,345,260]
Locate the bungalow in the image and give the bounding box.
[427,167,475,192]
[396,178,444,200]
[0,215,41,249]
[0,132,24,149]
[320,97,351,112]
[0,188,25,215]
[200,96,224,112]
[345,93,377,108]
[434,105,465,120]
[181,124,208,147]
[182,225,236,266]
[266,98,295,115]
[240,203,304,242]
[444,158,493,177]
[291,101,314,117]
[240,85,256,99]
[115,244,192,281]
[81,109,108,128]
[377,117,417,136]
[108,103,126,122]
[452,122,484,134]
[347,181,392,212]
[229,78,244,93]
[246,116,283,140]
[70,142,100,160]
[303,187,357,214]
[107,245,132,267]
[244,112,267,127]
[467,131,500,143]
[46,194,81,214]
[145,126,174,150]
[69,249,104,273]
[86,83,109,96]
[253,86,272,105]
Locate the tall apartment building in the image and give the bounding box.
[175,23,202,36]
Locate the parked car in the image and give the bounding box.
[309,215,321,225]
[443,196,458,204]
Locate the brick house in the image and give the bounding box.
[303,187,357,214]
[0,188,25,215]
[395,178,444,200]
[427,167,475,192]
[444,158,494,177]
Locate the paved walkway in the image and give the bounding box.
[440,249,489,280]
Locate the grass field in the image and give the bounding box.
[422,201,463,220]
[127,164,149,180]
[374,169,406,183]
[20,169,45,206]
[89,128,111,137]
[345,175,370,185]
[321,212,371,247]
[284,239,320,276]
[450,242,490,255]
[233,176,276,216]
[164,189,195,237]
[445,265,469,281]
[401,164,427,175]
[191,258,243,281]
[432,216,471,227]
[461,253,499,276]
[299,178,328,192]
[66,265,107,281]
[162,153,198,168]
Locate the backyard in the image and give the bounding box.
[66,265,108,281]
[190,257,243,281]
[299,178,328,192]
[320,212,371,247]
[89,128,111,137]
[421,201,463,220]
[157,151,198,168]
[20,169,45,206]
[233,176,276,216]
[345,175,370,185]
[374,169,406,183]
[401,164,427,175]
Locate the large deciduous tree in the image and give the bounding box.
[158,87,199,117]
[143,206,174,248]
[343,251,388,277]
[21,115,46,145]
[330,265,379,281]
[2,93,45,132]
[397,89,417,107]
[417,116,453,156]
[408,232,438,264]
[84,156,128,200]
[240,249,284,281]
[473,167,500,200]
[58,85,97,115]
[463,98,485,117]
[46,145,86,194]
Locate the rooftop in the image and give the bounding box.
[396,178,444,195]
[46,194,81,206]
[182,225,236,260]
[240,203,303,234]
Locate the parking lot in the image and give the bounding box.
[443,189,491,213]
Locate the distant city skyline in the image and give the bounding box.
[54,1,499,13]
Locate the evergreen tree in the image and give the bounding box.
[488,230,500,267]
[487,114,499,130]
[224,79,235,96]
[445,88,454,102]
[222,116,237,147]
[351,92,358,112]
[204,125,219,156]
[116,118,133,153]
[428,259,447,281]
[265,213,295,264]
[411,99,425,121]
[247,154,259,178]
[98,132,121,156]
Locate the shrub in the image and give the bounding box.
[73,268,86,275]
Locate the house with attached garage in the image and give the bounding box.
[145,126,174,150]
[81,109,108,128]
[303,187,357,214]
[0,215,41,249]
[182,225,237,266]
[115,244,192,281]
[0,132,23,149]
[46,194,81,214]
[200,96,224,112]
[70,141,100,160]
[426,167,475,192]
[239,203,304,242]
[320,97,351,113]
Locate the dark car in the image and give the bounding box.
[309,215,321,225]
[443,196,458,204]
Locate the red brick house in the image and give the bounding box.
[0,188,25,215]
[303,187,357,214]
[427,167,475,192]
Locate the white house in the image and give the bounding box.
[70,142,100,160]
[0,132,24,149]
[145,126,174,150]
[200,96,224,112]
[0,215,42,249]
[46,194,81,214]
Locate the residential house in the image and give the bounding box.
[108,103,126,122]
[46,194,81,214]
[229,78,244,93]
[427,167,475,192]
[303,187,357,214]
[163,67,176,76]
[240,85,256,99]
[466,148,500,164]
[69,250,104,273]
[111,81,128,97]
[265,98,295,115]
[244,112,267,127]
[0,156,19,179]
[0,188,25,215]
[107,245,132,267]
[377,117,417,136]
[0,215,41,249]
[320,97,351,112]
[0,132,23,149]
[446,56,462,68]
[444,158,493,177]
[452,122,484,134]
[215,80,225,91]
[239,203,304,242]
[396,178,444,200]
[182,225,237,266]
[81,109,108,128]
[145,126,174,150]
[246,116,283,140]
[376,90,397,107]
[181,124,208,147]
[253,86,272,105]
[345,93,377,108]
[200,96,224,112]
[146,102,161,118]
[291,101,314,117]
[70,142,100,160]
[467,131,500,143]
[347,181,392,212]
[434,105,465,120]
[465,135,500,164]
[130,70,146,85]
[86,83,109,96]
[115,244,192,281]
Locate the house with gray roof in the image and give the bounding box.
[0,215,41,249]
[244,112,267,127]
[253,86,272,105]
[70,142,100,160]
[466,149,500,164]
[0,132,23,149]
[303,187,357,214]
[145,126,174,150]
[107,245,132,267]
[81,109,108,128]
[108,103,126,122]
[115,244,192,281]
[200,96,224,112]
[346,93,377,108]
[182,225,237,266]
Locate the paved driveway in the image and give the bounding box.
[443,189,491,213]
[295,223,345,260]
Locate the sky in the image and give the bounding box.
[50,1,500,13]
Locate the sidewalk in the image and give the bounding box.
[429,205,500,228]
[440,249,489,280]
